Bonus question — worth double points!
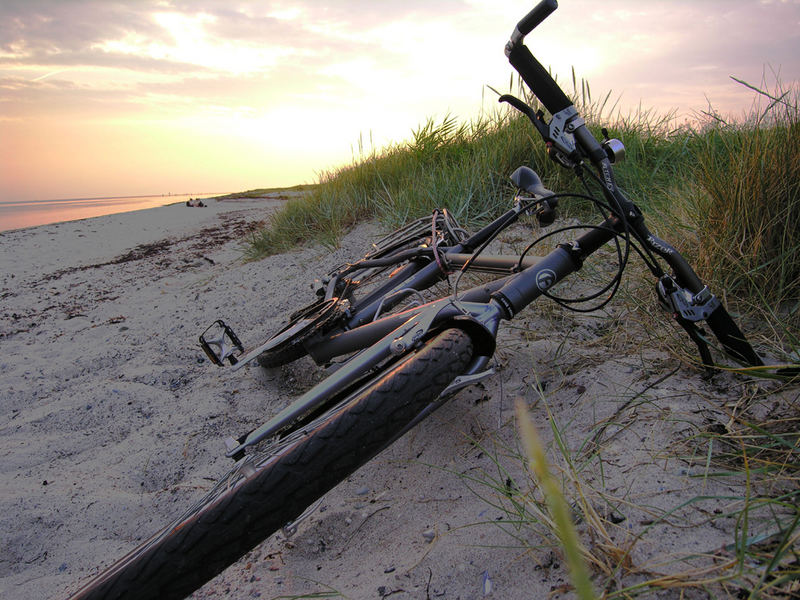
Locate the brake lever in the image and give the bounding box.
[499,94,550,140]
[657,275,764,368]
[499,94,581,171]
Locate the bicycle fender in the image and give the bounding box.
[439,314,497,359]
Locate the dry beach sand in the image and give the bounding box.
[1,194,795,599]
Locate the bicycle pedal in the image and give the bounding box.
[199,320,244,366]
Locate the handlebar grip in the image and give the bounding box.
[507,44,572,115]
[516,0,558,36]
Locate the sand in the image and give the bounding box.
[1,194,792,599]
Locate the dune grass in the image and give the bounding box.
[246,74,799,359]
[245,74,694,257]
[246,77,799,308]
[430,273,798,597]
[689,79,800,314]
[214,183,317,200]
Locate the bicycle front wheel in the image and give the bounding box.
[67,328,474,600]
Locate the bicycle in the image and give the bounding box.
[65,2,766,598]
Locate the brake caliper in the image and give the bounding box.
[656,275,720,322]
[656,275,721,367]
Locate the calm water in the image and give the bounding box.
[0,193,224,233]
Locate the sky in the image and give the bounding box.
[1,0,798,203]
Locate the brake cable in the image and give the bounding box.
[578,165,663,276]
[451,195,551,299]
[517,223,626,310]
[431,209,451,276]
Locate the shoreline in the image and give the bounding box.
[0,194,291,280]
[0,192,248,235]
[0,184,316,234]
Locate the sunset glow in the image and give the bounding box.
[1,0,798,206]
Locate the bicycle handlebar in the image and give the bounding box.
[505,1,572,115]
[515,0,558,38]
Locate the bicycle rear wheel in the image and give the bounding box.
[256,211,467,368]
[255,297,347,368]
[67,328,474,600]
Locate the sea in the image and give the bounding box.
[0,193,225,233]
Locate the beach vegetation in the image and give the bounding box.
[246,75,800,306]
[214,183,317,200]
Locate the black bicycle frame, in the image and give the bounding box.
[225,212,624,458]
[339,205,539,330]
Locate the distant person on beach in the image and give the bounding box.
[186,198,206,207]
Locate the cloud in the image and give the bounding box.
[0,0,470,72]
[2,0,799,202]
[529,0,800,115]
[0,0,484,125]
[0,1,168,62]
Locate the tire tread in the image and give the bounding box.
[68,328,472,600]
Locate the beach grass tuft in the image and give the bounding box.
[688,77,800,307]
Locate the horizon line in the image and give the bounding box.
[0,192,227,206]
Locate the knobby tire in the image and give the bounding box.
[67,328,474,600]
